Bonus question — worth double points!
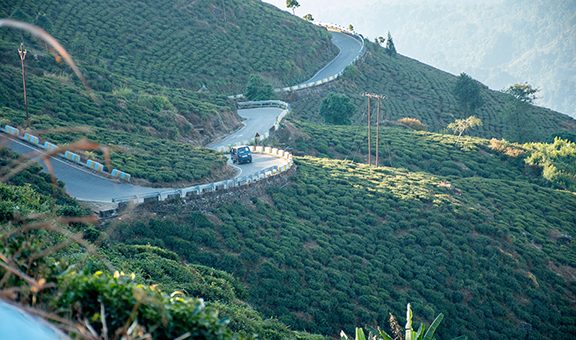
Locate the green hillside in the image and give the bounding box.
[289,42,576,142]
[110,127,576,339]
[0,65,235,184]
[279,121,529,181]
[1,1,575,338]
[0,149,323,339]
[0,0,336,92]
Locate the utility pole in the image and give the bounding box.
[362,93,385,167]
[18,43,29,126]
[376,96,380,166]
[367,95,371,166]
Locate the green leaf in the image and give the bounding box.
[415,323,425,340]
[366,326,393,340]
[356,327,367,340]
[423,313,445,340]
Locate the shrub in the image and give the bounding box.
[524,137,576,190]
[56,271,233,339]
[320,94,355,125]
[245,74,275,101]
[489,138,525,157]
[398,117,427,131]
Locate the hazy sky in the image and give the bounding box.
[262,0,576,117]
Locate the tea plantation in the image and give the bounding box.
[0,0,337,184]
[110,128,576,338]
[0,0,337,92]
[0,149,324,339]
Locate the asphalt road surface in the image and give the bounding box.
[207,107,283,150]
[303,32,363,84]
[2,136,168,202]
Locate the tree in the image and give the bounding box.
[502,82,540,141]
[245,75,274,101]
[453,73,484,114]
[447,115,482,141]
[286,0,300,15]
[385,31,396,56]
[348,24,355,32]
[303,14,314,22]
[377,36,386,46]
[320,94,354,125]
[503,82,539,104]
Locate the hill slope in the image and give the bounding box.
[0,149,323,339]
[110,126,576,338]
[0,0,337,92]
[265,0,576,117]
[289,42,576,142]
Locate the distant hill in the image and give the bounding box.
[290,41,576,142]
[368,0,576,118]
[265,0,576,118]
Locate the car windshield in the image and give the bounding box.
[237,147,250,154]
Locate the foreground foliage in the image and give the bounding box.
[0,150,323,339]
[342,304,457,340]
[58,271,233,339]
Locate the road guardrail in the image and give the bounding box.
[1,124,132,182]
[111,146,294,204]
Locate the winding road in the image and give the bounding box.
[2,31,363,203]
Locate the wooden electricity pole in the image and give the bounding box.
[18,43,29,126]
[362,93,385,167]
[367,95,371,166]
[376,96,380,166]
